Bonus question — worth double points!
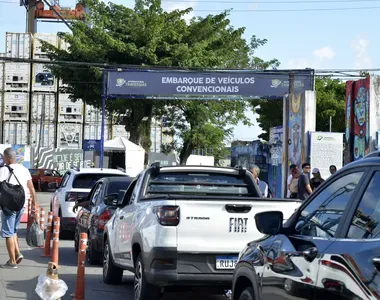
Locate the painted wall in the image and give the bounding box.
[268,126,283,198]
[286,91,317,168]
[345,78,370,163]
[0,144,31,168]
[33,148,93,174]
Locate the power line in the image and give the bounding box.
[0,56,377,76]
[3,1,380,13]
[187,6,380,12]
[162,0,380,3]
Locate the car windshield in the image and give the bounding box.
[106,180,132,201]
[147,172,249,195]
[72,174,126,189]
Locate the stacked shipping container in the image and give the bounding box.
[84,104,109,140]
[2,33,32,144]
[31,33,58,148]
[57,94,83,149]
[0,32,139,148]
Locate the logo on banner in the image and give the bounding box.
[116,78,126,87]
[271,79,282,88]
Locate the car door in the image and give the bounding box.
[82,182,102,232]
[117,174,144,268]
[316,167,380,300]
[261,168,368,300]
[112,178,138,263]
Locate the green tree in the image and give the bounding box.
[43,0,194,155]
[251,76,346,140]
[43,0,277,165]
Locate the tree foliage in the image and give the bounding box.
[43,0,278,164]
[251,77,346,141]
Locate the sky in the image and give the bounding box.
[0,0,378,141]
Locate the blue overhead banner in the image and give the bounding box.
[106,70,314,99]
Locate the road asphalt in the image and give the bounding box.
[0,193,228,300]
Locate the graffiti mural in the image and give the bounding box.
[33,148,92,174]
[0,144,31,168]
[287,93,304,167]
[231,141,270,170]
[345,78,370,163]
[268,126,283,198]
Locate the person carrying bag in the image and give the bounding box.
[0,148,37,269]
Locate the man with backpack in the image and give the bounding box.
[0,148,37,269]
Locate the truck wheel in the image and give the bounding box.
[134,254,161,300]
[239,287,254,300]
[87,236,100,265]
[103,240,123,284]
[284,278,299,296]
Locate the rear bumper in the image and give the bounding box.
[61,217,77,232]
[143,247,236,288]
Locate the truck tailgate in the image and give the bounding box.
[176,199,300,253]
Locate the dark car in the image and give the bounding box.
[232,151,380,300]
[74,176,134,264]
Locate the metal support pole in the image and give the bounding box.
[329,116,332,132]
[100,70,107,168]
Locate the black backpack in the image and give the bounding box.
[0,165,26,212]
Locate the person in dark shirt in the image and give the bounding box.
[297,163,312,201]
[310,167,325,190]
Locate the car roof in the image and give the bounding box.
[101,176,133,183]
[158,165,246,175]
[69,168,126,175]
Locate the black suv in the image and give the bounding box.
[232,151,380,300]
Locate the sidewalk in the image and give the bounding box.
[0,224,60,300]
[0,223,133,300]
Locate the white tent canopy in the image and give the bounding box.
[104,137,145,176]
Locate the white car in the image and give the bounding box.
[103,164,301,300]
[51,167,128,235]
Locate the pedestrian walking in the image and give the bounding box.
[249,164,269,197]
[297,163,312,201]
[310,168,325,190]
[288,167,300,199]
[0,148,37,269]
[287,164,297,198]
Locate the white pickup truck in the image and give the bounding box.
[103,164,301,300]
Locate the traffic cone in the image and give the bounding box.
[51,217,60,266]
[41,212,53,257]
[74,232,87,300]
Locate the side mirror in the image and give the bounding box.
[76,196,88,204]
[104,193,119,206]
[255,211,283,235]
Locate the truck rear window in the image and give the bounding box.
[147,172,249,195]
[72,174,126,189]
[106,180,133,201]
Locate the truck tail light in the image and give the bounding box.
[153,206,179,226]
[65,192,88,202]
[97,210,111,230]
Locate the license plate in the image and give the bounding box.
[215,256,238,270]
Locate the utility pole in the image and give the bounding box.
[27,0,36,34]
